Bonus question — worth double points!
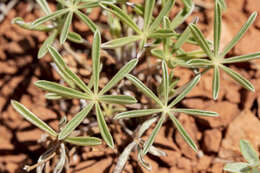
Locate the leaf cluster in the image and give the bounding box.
[10,0,260,172]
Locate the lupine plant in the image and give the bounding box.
[11,100,101,172]
[224,140,260,173]
[11,0,260,172]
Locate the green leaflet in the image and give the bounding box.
[170,1,194,29]
[98,95,137,105]
[100,59,138,95]
[95,103,114,148]
[11,101,57,137]
[65,136,102,146]
[32,9,69,27]
[149,0,175,32]
[143,0,155,31]
[67,31,84,43]
[169,113,198,152]
[162,61,169,104]
[214,1,222,55]
[101,3,142,34]
[45,93,63,100]
[34,80,91,99]
[58,103,94,140]
[212,66,220,100]
[186,59,212,68]
[189,24,214,59]
[92,30,101,94]
[75,10,97,32]
[101,35,141,49]
[220,65,255,92]
[60,11,73,44]
[148,29,178,38]
[224,162,251,173]
[137,117,158,138]
[77,1,99,9]
[151,49,164,59]
[240,140,259,164]
[12,17,55,31]
[223,52,260,64]
[36,0,52,15]
[172,108,218,117]
[114,109,162,119]
[126,74,163,106]
[38,29,58,59]
[169,74,200,107]
[220,12,257,57]
[173,25,191,51]
[142,115,166,155]
[48,46,92,95]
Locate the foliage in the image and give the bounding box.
[11,0,260,172]
[224,140,260,173]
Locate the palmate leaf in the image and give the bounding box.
[92,30,101,94]
[11,101,57,137]
[224,162,251,173]
[98,95,137,105]
[126,74,163,106]
[169,113,198,152]
[48,46,92,95]
[114,109,162,119]
[142,115,166,155]
[60,11,73,44]
[223,52,260,64]
[34,80,91,99]
[36,0,51,15]
[144,0,155,31]
[32,9,69,27]
[95,103,114,148]
[220,65,255,92]
[100,59,138,95]
[58,103,94,140]
[213,65,220,100]
[240,140,259,164]
[65,136,102,146]
[38,29,58,59]
[169,74,201,107]
[214,0,222,55]
[220,12,257,57]
[172,108,218,117]
[101,35,141,49]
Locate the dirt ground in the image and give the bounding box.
[1,0,260,173]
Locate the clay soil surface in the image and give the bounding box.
[1,0,260,173]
